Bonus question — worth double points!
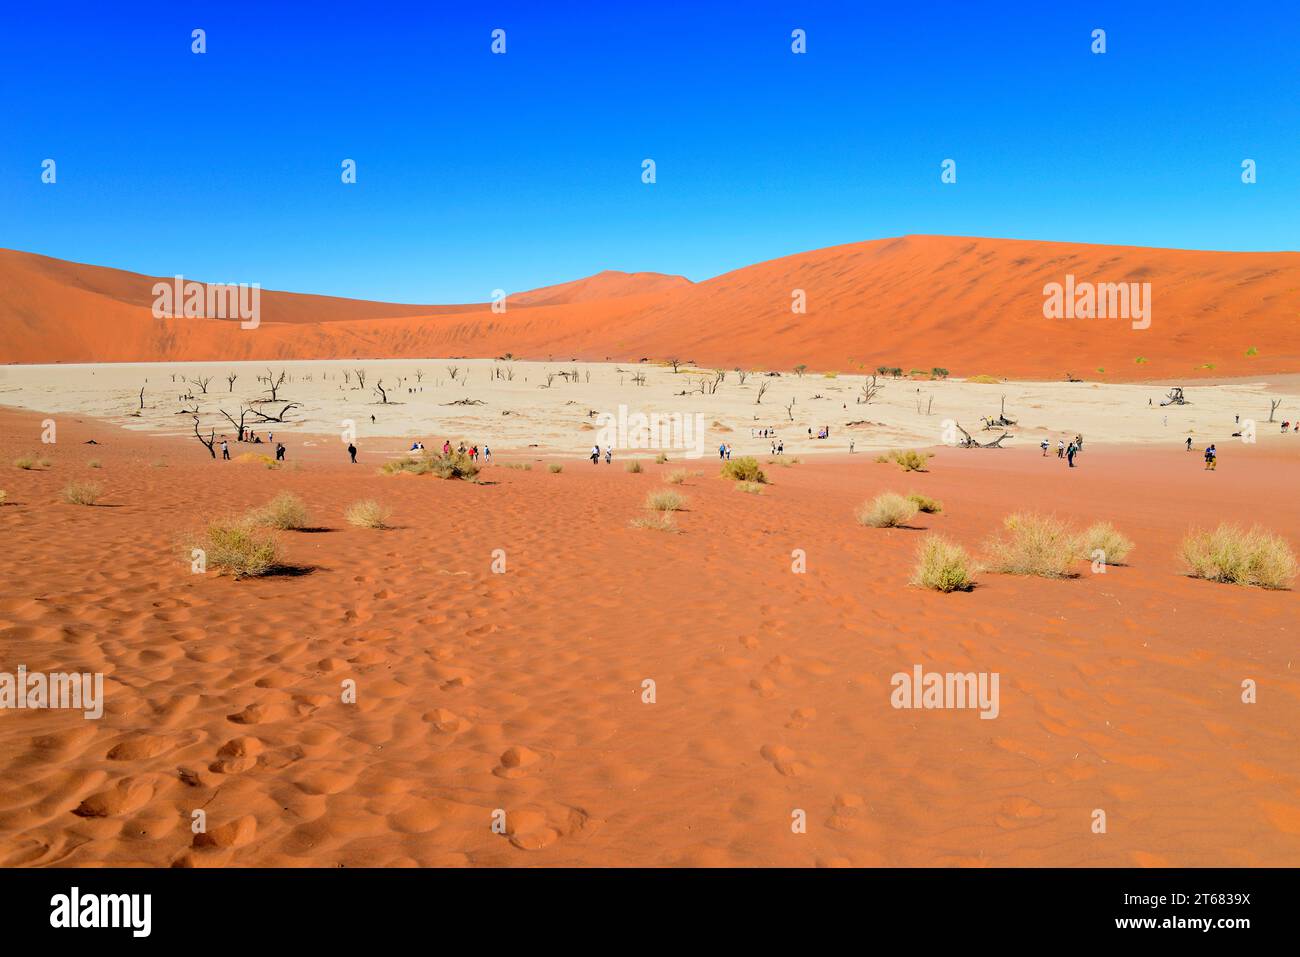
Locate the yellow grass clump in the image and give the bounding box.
[346,500,391,529]
[720,456,766,483]
[889,450,932,472]
[88,459,102,469]
[234,452,279,469]
[14,456,37,470]
[626,460,644,473]
[857,492,919,528]
[548,463,564,474]
[1181,524,1297,589]
[984,513,1078,578]
[654,453,669,464]
[666,469,689,485]
[967,374,1000,384]
[735,481,764,494]
[254,491,311,530]
[907,492,943,514]
[197,517,280,579]
[911,535,976,592]
[1075,521,1134,566]
[645,489,686,512]
[631,512,679,532]
[61,481,102,506]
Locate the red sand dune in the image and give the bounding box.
[3,236,1299,380]
[1,408,1297,866]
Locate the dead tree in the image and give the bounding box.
[261,368,288,401]
[736,370,749,385]
[191,375,212,394]
[192,417,216,458]
[954,421,1013,448]
[137,385,146,411]
[415,369,425,383]
[667,358,682,373]
[756,381,769,404]
[1269,398,1283,422]
[1160,387,1189,407]
[794,364,807,378]
[858,375,881,404]
[220,407,252,438]
[249,402,301,424]
[226,373,238,392]
[785,398,796,421]
[375,380,390,404]
[446,366,460,381]
[353,369,366,390]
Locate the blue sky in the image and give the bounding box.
[1,1,1296,302]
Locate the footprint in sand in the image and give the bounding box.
[785,707,816,730]
[995,796,1046,830]
[105,733,182,761]
[209,736,265,774]
[73,777,156,818]
[493,746,542,779]
[759,743,808,777]
[503,805,589,850]
[422,709,470,734]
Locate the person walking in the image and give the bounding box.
[1067,441,1077,468]
[220,437,230,460]
[590,444,600,465]
[347,442,358,463]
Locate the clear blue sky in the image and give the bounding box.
[2,1,1296,303]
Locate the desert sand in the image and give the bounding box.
[1,390,1299,866]
[5,236,1300,380]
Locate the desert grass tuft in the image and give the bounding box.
[61,480,102,506]
[856,492,919,528]
[195,517,280,579]
[907,492,943,514]
[630,512,679,532]
[911,535,976,592]
[253,491,311,530]
[346,499,392,529]
[666,469,689,485]
[13,456,36,470]
[983,512,1078,578]
[1075,521,1134,566]
[1180,523,1297,589]
[548,463,564,474]
[645,489,686,512]
[720,456,766,483]
[626,460,644,473]
[734,481,764,494]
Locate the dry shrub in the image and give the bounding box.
[907,492,943,514]
[984,512,1077,578]
[1075,521,1134,566]
[890,450,932,472]
[646,489,686,512]
[1181,524,1297,589]
[666,469,689,485]
[721,456,766,483]
[254,491,310,530]
[197,517,280,579]
[626,461,644,473]
[654,453,669,464]
[548,463,564,474]
[631,512,679,532]
[735,481,764,494]
[505,462,531,471]
[857,492,919,528]
[88,459,102,469]
[346,499,391,529]
[61,481,102,506]
[14,456,36,470]
[911,535,976,592]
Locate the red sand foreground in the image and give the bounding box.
[1,408,1298,867]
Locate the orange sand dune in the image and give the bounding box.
[3,236,1299,379]
[1,407,1297,867]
